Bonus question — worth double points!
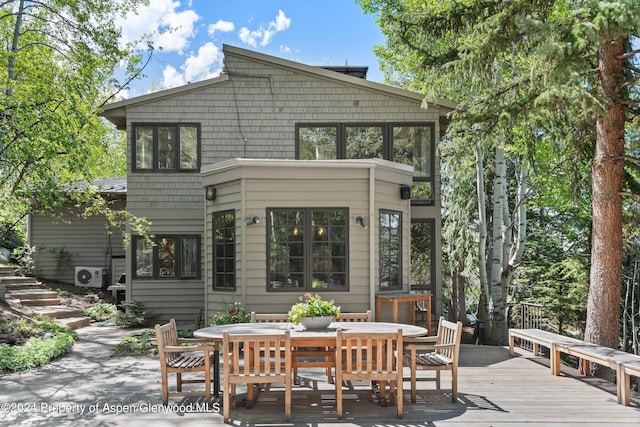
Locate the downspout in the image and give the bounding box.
[369,165,376,318]
[241,178,247,306]
[203,192,209,324]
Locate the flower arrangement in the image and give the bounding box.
[288,293,341,325]
[211,302,250,325]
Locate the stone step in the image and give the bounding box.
[6,289,59,300]
[4,282,43,291]
[20,298,63,307]
[29,305,85,318]
[56,316,92,329]
[0,266,17,276]
[0,276,40,285]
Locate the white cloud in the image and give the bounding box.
[208,19,235,36]
[239,10,291,47]
[117,0,200,54]
[162,42,223,89]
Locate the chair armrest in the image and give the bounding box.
[163,344,217,353]
[405,336,438,344]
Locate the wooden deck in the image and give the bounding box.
[221,344,640,425]
[3,332,639,426]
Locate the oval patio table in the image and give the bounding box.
[194,321,428,395]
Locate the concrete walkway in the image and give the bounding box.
[1,325,225,426]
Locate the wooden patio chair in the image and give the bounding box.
[222,330,292,422]
[335,310,371,322]
[154,319,217,405]
[335,328,403,418]
[250,312,290,323]
[403,316,463,402]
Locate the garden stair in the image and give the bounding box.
[0,266,91,329]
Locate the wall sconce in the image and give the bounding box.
[205,186,216,201]
[245,215,261,226]
[400,185,411,200]
[355,216,368,229]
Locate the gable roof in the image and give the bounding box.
[101,44,456,130]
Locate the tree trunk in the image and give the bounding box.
[584,35,625,378]
[490,146,508,345]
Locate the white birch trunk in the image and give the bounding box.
[475,142,491,339]
[490,146,507,345]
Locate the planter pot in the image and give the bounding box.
[299,316,333,330]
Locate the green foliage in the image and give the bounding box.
[115,331,156,356]
[84,303,119,322]
[288,293,341,325]
[48,247,74,279]
[11,244,38,276]
[116,300,155,328]
[0,0,152,248]
[212,301,250,325]
[0,316,76,373]
[0,221,24,251]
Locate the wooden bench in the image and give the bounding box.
[620,361,640,406]
[509,328,640,406]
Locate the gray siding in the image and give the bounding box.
[105,45,446,323]
[28,200,126,284]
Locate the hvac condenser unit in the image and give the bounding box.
[74,266,103,288]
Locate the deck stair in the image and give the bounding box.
[0,266,91,329]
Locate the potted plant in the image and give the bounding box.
[288,293,341,329]
[211,302,250,325]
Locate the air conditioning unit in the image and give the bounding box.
[75,266,104,288]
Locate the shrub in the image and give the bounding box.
[0,317,76,373]
[84,303,119,322]
[116,300,155,328]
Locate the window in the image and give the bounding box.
[213,211,236,290]
[379,210,402,290]
[296,122,435,204]
[267,208,348,291]
[297,125,337,160]
[410,219,435,292]
[391,125,435,205]
[132,123,200,171]
[133,235,200,279]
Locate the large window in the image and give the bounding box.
[213,211,236,290]
[133,235,200,279]
[379,210,402,291]
[132,123,200,171]
[267,208,348,291]
[296,122,435,204]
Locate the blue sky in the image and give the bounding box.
[116,0,386,98]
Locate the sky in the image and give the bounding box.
[116,0,387,98]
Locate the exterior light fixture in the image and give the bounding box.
[400,185,411,200]
[355,216,368,229]
[245,216,261,225]
[205,186,216,201]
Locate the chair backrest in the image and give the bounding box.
[335,310,371,322]
[222,331,292,379]
[336,329,403,378]
[434,316,463,363]
[250,312,290,323]
[155,319,179,364]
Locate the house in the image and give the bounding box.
[44,44,454,325]
[28,177,127,287]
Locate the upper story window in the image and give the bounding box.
[133,235,200,279]
[212,210,236,291]
[379,209,402,291]
[132,123,200,172]
[296,122,435,204]
[267,208,348,291]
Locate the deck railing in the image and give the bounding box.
[513,302,550,352]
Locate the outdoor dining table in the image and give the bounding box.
[193,321,429,395]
